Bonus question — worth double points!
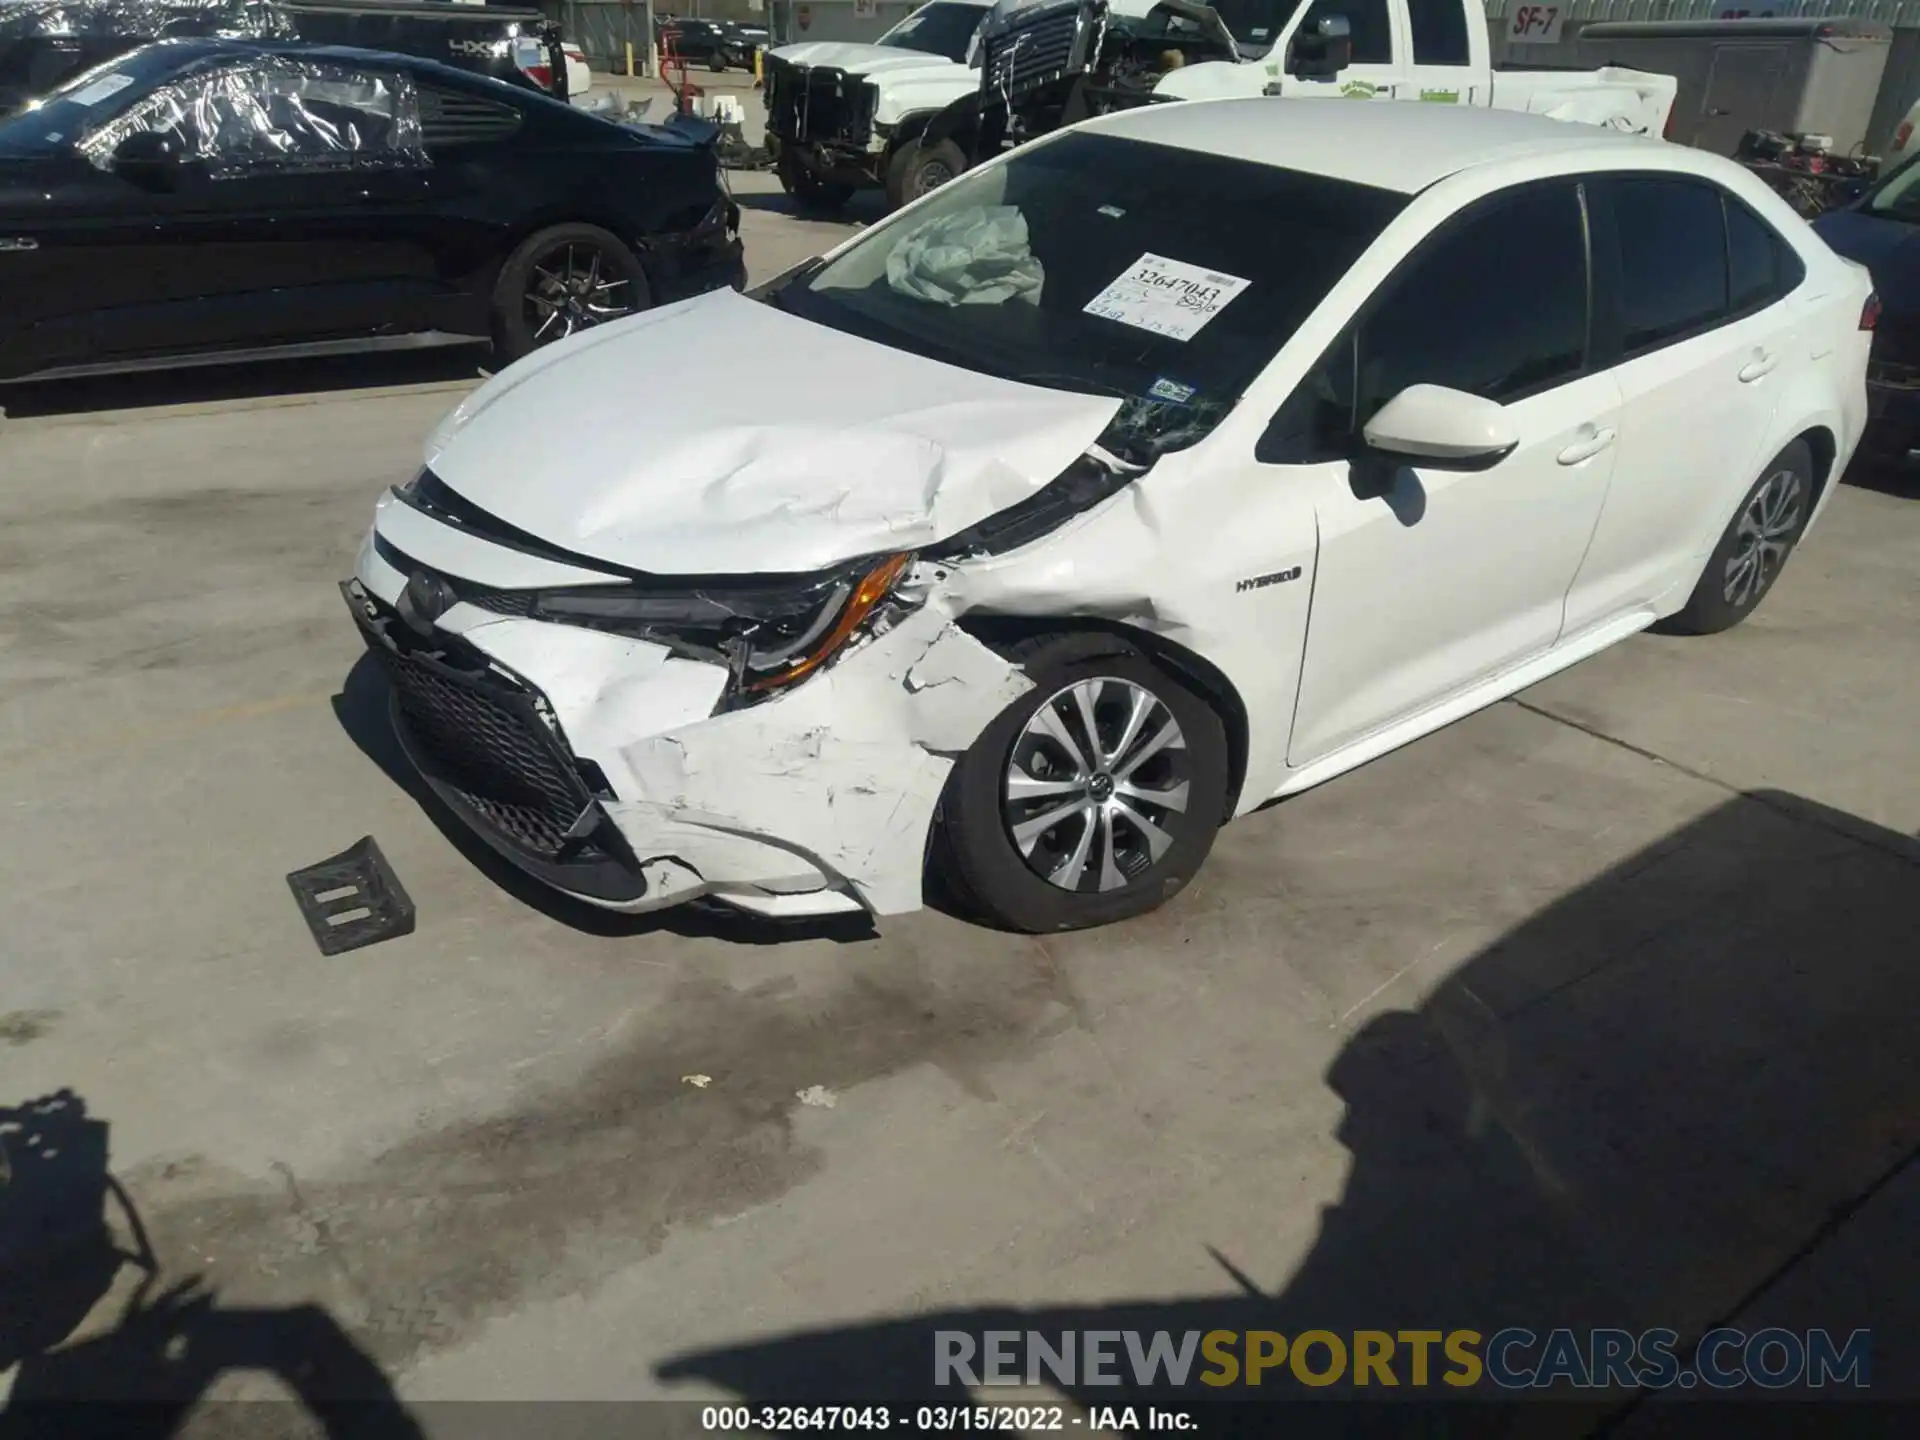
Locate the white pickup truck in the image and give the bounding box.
[762,0,1678,211]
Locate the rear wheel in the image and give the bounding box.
[776,150,854,212]
[1662,438,1815,635]
[491,224,649,364]
[936,634,1229,933]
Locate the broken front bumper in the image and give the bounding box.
[346,582,657,906]
[347,530,1029,920]
[648,197,747,304]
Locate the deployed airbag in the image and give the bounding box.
[885,205,1045,307]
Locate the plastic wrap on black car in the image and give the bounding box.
[0,0,294,41]
[80,55,429,179]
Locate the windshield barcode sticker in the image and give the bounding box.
[1083,253,1250,342]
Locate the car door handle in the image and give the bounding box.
[1739,351,1780,383]
[1556,426,1617,466]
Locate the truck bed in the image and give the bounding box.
[1488,64,1678,138]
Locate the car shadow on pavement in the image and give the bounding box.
[655,788,1919,1425]
[0,349,486,421]
[330,652,878,946]
[0,1091,423,1440]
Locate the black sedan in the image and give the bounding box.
[0,39,744,383]
[656,18,757,72]
[1815,160,1920,465]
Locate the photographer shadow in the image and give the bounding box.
[655,788,1920,1427]
[0,1091,422,1440]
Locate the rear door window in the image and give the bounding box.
[1607,176,1730,354]
[1725,195,1805,314]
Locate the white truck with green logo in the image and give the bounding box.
[766,0,1680,212]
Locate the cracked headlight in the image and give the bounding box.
[530,552,913,701]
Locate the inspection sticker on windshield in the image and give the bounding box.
[1083,253,1250,342]
[65,73,134,107]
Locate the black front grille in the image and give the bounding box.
[452,585,538,617]
[384,647,593,859]
[763,55,877,145]
[982,1,1093,102]
[352,597,602,861]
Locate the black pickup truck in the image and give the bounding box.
[0,0,569,115]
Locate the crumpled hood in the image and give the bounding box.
[768,41,969,79]
[425,288,1121,576]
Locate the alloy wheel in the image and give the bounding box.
[524,242,636,347]
[1724,468,1805,607]
[917,158,954,193]
[1002,677,1191,894]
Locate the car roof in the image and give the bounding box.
[1080,100,1673,194]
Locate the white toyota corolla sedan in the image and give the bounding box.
[345,101,1874,933]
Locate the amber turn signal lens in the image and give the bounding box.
[745,552,911,693]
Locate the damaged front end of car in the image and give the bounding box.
[346,421,1156,923]
[929,0,1242,168]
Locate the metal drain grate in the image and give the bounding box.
[287,836,416,956]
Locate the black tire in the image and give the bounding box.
[891,137,966,210]
[935,633,1230,933]
[708,53,728,72]
[883,140,921,212]
[491,223,650,365]
[1662,438,1815,635]
[776,151,854,212]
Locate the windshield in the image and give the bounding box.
[877,1,986,63]
[0,46,177,156]
[1205,0,1302,53]
[1866,151,1920,219]
[780,131,1405,464]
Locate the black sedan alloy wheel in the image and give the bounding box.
[524,240,638,346]
[492,223,652,362]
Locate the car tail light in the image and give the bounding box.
[1898,120,1914,152]
[511,34,554,91]
[1861,292,1882,331]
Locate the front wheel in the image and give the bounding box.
[776,150,854,212]
[936,634,1229,933]
[490,223,650,364]
[888,137,966,210]
[1662,438,1815,635]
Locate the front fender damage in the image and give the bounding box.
[606,601,1033,915]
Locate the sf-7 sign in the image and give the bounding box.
[1509,4,1565,43]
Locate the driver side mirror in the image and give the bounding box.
[1287,15,1354,81]
[1362,385,1519,471]
[110,131,186,190]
